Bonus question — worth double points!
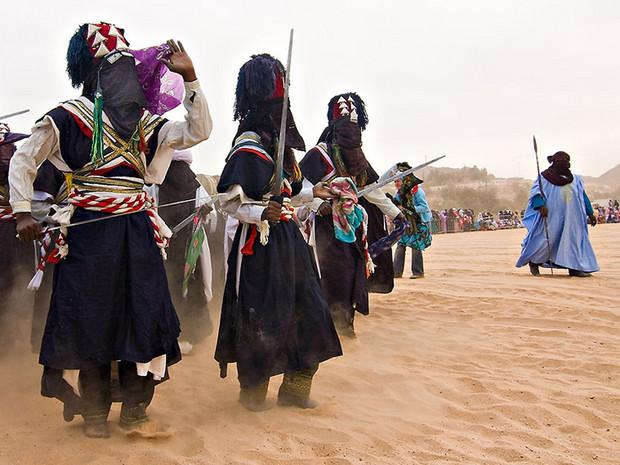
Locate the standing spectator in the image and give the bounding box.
[392,171,432,279]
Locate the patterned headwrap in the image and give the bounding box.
[318,92,371,181]
[326,92,369,130]
[329,177,374,277]
[66,22,130,88]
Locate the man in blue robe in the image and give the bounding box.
[516,151,599,277]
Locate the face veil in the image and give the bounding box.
[83,53,147,139]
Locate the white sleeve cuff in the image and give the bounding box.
[184,80,201,92]
[11,201,32,214]
[245,204,265,224]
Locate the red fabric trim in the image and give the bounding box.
[241,225,258,255]
[320,153,334,178]
[331,102,340,121]
[68,112,93,138]
[272,68,285,98]
[232,148,273,164]
[90,161,140,176]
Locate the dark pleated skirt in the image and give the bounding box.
[39,208,181,371]
[215,220,342,388]
[314,214,369,316]
[360,199,394,294]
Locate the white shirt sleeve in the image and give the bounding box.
[363,187,401,220]
[145,80,213,185]
[217,184,266,226]
[290,178,315,206]
[9,116,63,214]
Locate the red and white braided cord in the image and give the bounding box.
[69,190,169,251]
[29,191,170,289]
[0,206,15,222]
[69,192,147,214]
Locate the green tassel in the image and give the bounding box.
[90,87,105,166]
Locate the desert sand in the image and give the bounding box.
[0,225,618,465]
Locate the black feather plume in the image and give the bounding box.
[234,54,284,121]
[66,24,94,88]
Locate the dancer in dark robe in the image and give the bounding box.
[0,123,32,348]
[215,54,342,411]
[299,93,403,336]
[157,151,213,353]
[9,23,212,438]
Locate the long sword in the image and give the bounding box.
[533,135,553,275]
[271,29,294,197]
[357,155,446,197]
[0,109,30,120]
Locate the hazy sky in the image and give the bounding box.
[2,0,619,179]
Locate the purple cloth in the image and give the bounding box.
[0,123,28,146]
[131,44,184,116]
[368,218,409,259]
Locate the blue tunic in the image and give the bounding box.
[516,176,599,273]
[395,187,433,251]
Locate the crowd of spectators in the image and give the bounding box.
[429,200,619,233]
[593,199,620,224]
[430,209,524,233]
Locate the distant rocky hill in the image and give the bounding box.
[420,164,619,213]
[596,163,620,188]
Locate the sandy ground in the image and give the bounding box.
[0,224,618,465]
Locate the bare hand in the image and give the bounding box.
[539,206,549,218]
[312,184,333,200]
[15,212,42,241]
[589,214,597,227]
[261,200,282,222]
[161,40,197,82]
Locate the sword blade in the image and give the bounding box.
[271,28,294,196]
[172,211,198,234]
[0,109,30,120]
[357,155,446,197]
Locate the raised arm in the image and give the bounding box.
[158,39,212,148]
[146,40,213,184]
